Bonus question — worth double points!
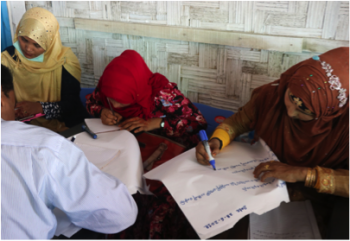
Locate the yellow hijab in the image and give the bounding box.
[1,7,81,132]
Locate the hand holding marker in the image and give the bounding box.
[107,98,121,124]
[199,130,216,170]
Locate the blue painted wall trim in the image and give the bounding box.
[1,1,13,52]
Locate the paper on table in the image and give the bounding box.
[84,118,120,134]
[74,144,121,170]
[55,129,146,237]
[144,139,290,239]
[249,200,321,239]
[74,130,145,195]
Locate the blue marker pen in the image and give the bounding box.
[82,125,97,139]
[199,130,216,170]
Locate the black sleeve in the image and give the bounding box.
[4,45,15,56]
[60,67,90,128]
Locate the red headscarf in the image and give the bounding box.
[98,50,169,119]
[252,47,349,168]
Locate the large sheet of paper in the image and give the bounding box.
[54,123,146,237]
[144,139,290,239]
[84,118,120,133]
[249,200,321,239]
[73,130,145,194]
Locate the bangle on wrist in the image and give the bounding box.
[210,137,223,150]
[304,167,317,188]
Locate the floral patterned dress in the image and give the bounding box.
[86,82,207,239]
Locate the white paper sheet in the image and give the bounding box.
[54,128,146,237]
[144,139,290,239]
[73,130,145,195]
[249,200,321,239]
[84,118,120,133]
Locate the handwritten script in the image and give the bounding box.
[179,155,281,206]
[144,139,290,239]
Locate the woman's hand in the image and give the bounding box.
[119,117,162,133]
[101,108,122,125]
[253,161,308,183]
[196,138,221,166]
[15,101,43,119]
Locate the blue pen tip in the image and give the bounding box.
[209,160,216,171]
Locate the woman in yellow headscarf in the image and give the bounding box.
[1,7,89,132]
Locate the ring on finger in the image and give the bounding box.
[265,164,269,170]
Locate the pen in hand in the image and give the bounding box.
[199,130,216,171]
[107,98,121,125]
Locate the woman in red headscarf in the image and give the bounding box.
[86,50,207,239]
[196,47,349,238]
[86,49,207,148]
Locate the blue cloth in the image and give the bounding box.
[1,1,12,52]
[1,119,138,239]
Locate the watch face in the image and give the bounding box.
[161,120,165,128]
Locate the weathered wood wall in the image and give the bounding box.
[25,1,349,112]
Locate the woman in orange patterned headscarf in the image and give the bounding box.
[1,7,89,132]
[197,47,348,198]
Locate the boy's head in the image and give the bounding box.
[1,65,16,121]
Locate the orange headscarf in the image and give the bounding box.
[252,47,349,168]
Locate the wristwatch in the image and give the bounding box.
[160,119,165,128]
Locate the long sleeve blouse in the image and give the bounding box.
[211,93,349,197]
[86,82,207,148]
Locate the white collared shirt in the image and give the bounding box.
[1,119,138,239]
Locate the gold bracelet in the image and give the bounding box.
[305,168,317,187]
[310,168,317,187]
[305,168,312,187]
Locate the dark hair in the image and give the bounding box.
[1,65,14,97]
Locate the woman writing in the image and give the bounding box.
[1,7,89,132]
[196,47,348,238]
[86,49,207,148]
[86,49,207,238]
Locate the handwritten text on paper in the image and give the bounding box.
[179,157,280,206]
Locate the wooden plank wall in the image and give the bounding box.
[25,1,349,112]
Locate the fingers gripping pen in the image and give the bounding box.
[199,130,216,170]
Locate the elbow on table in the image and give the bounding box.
[92,198,138,234]
[126,198,138,227]
[118,196,138,230]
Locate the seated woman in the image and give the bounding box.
[86,49,207,148]
[196,47,349,238]
[1,7,89,132]
[86,49,207,239]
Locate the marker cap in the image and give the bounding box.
[199,129,208,141]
